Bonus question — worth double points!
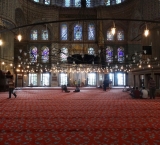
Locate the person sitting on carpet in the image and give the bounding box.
[140,87,148,99]
[61,85,70,93]
[132,87,141,99]
[73,86,80,92]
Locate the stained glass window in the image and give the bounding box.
[117,30,124,41]
[65,0,70,7]
[88,48,95,55]
[86,0,91,7]
[45,0,50,5]
[61,24,67,40]
[42,30,48,40]
[117,47,124,62]
[41,46,49,63]
[60,48,68,61]
[106,46,113,62]
[30,46,37,62]
[74,24,82,40]
[88,24,95,40]
[31,30,38,40]
[75,0,81,7]
[107,31,114,41]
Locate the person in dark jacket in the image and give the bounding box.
[148,77,156,99]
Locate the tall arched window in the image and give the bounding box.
[42,30,48,40]
[88,23,95,40]
[117,47,124,62]
[117,30,124,41]
[41,46,49,63]
[106,46,113,62]
[30,46,38,62]
[107,30,114,41]
[60,47,68,61]
[74,24,82,40]
[61,24,68,40]
[31,30,38,40]
[88,48,95,55]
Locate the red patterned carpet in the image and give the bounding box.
[0,89,160,145]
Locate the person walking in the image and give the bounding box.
[148,77,156,99]
[8,76,17,99]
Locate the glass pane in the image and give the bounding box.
[61,47,68,61]
[106,46,113,62]
[65,0,70,7]
[105,0,110,6]
[109,73,114,86]
[33,0,39,2]
[75,0,81,7]
[117,73,124,85]
[45,0,50,5]
[30,47,37,62]
[31,30,38,40]
[41,73,50,86]
[42,46,49,63]
[88,48,95,55]
[60,73,68,86]
[86,0,91,7]
[116,0,121,4]
[88,24,95,40]
[88,73,96,85]
[42,30,48,40]
[74,24,82,40]
[107,31,114,41]
[117,47,124,62]
[117,30,124,41]
[29,73,37,86]
[61,24,67,40]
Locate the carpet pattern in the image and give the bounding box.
[0,89,160,145]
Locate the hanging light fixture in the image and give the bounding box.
[144,23,149,37]
[17,29,22,42]
[111,21,116,35]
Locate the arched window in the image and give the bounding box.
[42,30,48,40]
[31,30,38,40]
[74,24,82,40]
[65,0,70,7]
[117,30,124,41]
[117,47,124,62]
[30,46,38,62]
[106,46,113,62]
[60,47,68,61]
[88,48,95,55]
[41,46,49,63]
[45,0,50,5]
[88,23,95,40]
[107,30,114,41]
[61,24,68,40]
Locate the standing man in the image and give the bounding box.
[148,77,156,99]
[8,76,17,99]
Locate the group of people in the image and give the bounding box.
[61,85,80,93]
[124,77,156,99]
